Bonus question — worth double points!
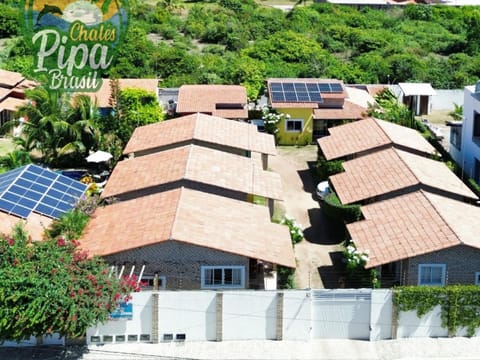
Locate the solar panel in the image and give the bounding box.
[318,83,331,92]
[271,91,285,102]
[269,81,329,104]
[270,83,283,92]
[330,83,344,93]
[0,164,87,219]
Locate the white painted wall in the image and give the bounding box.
[396,306,448,338]
[455,86,480,180]
[157,291,216,341]
[222,291,278,341]
[86,291,152,344]
[370,290,393,341]
[282,290,311,340]
[431,90,464,111]
[77,289,480,345]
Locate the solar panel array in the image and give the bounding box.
[269,82,344,103]
[0,164,88,219]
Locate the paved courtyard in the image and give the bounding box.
[269,145,345,289]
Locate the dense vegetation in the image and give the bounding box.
[3,1,480,100]
[0,223,140,341]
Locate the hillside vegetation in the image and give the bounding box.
[2,0,480,99]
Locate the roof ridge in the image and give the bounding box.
[392,148,422,185]
[372,118,393,144]
[169,187,184,241]
[192,112,201,139]
[184,144,194,179]
[420,190,463,246]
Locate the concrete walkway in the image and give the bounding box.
[3,337,480,359]
[82,337,480,359]
[269,146,344,289]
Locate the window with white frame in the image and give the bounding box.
[418,264,446,286]
[285,119,303,132]
[475,272,480,285]
[201,266,245,288]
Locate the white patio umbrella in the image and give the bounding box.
[86,150,113,163]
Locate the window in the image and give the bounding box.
[201,266,245,288]
[418,264,446,286]
[475,158,480,184]
[449,125,462,150]
[286,119,303,132]
[474,112,480,138]
[141,274,166,289]
[475,272,480,285]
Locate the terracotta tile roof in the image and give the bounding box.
[123,113,276,156]
[176,85,248,119]
[102,145,282,200]
[347,191,461,268]
[376,119,436,156]
[267,78,347,108]
[0,97,27,111]
[81,188,296,268]
[0,70,24,88]
[317,118,436,160]
[424,192,480,250]
[82,79,159,108]
[0,88,11,101]
[318,118,390,160]
[313,101,366,120]
[396,150,477,200]
[331,148,477,204]
[331,148,418,204]
[364,85,387,97]
[0,212,52,241]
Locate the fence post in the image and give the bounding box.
[151,273,159,344]
[216,292,223,342]
[276,292,284,340]
[391,291,398,339]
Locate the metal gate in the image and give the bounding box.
[311,289,371,339]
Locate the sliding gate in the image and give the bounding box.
[311,289,371,339]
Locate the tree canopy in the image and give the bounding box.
[2,2,479,95]
[0,225,139,341]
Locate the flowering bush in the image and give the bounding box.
[281,214,303,244]
[344,242,369,272]
[262,108,289,135]
[0,225,139,341]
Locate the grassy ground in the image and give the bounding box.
[0,137,15,157]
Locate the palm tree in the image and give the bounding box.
[0,149,32,172]
[62,94,100,157]
[449,103,463,121]
[14,87,100,166]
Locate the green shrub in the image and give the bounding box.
[322,192,362,223]
[316,156,344,180]
[277,265,295,289]
[393,285,480,337]
[281,215,303,244]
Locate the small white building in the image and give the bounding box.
[398,83,436,116]
[449,83,480,183]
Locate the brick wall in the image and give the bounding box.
[405,245,480,285]
[105,240,249,290]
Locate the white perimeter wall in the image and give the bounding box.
[80,289,480,344]
[158,291,216,341]
[86,291,152,344]
[223,291,278,341]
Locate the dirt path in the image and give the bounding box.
[269,146,344,289]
